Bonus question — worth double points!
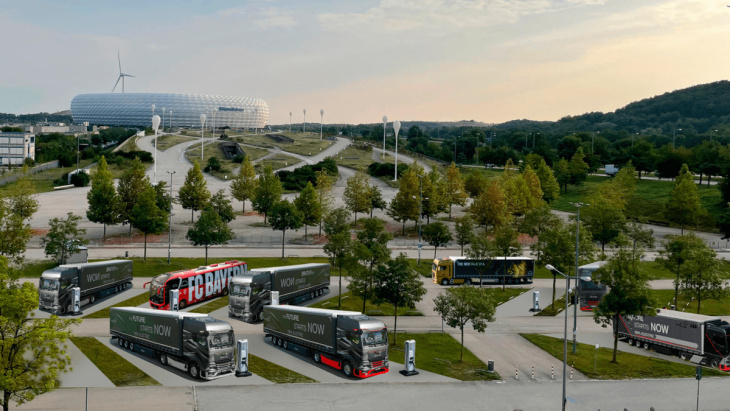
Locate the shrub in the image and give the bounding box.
[205,157,222,172]
[70,172,90,187]
[23,157,35,167]
[232,154,245,164]
[367,162,409,178]
[276,158,339,191]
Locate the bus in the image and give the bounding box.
[144,260,247,310]
[577,261,608,311]
[432,256,534,285]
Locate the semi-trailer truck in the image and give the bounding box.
[110,307,236,380]
[38,260,133,315]
[228,263,330,322]
[576,261,609,311]
[432,256,534,285]
[616,310,730,370]
[263,305,389,378]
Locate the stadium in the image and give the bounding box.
[70,93,268,129]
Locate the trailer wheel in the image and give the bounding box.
[272,336,278,346]
[283,340,288,350]
[441,279,449,286]
[189,362,201,379]
[118,338,124,347]
[129,342,134,351]
[679,351,688,361]
[643,341,651,350]
[277,338,283,347]
[342,361,354,377]
[627,339,634,346]
[90,294,96,304]
[313,352,322,363]
[159,353,168,366]
[179,300,187,309]
[310,292,315,300]
[124,340,130,349]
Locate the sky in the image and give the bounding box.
[1,0,729,125]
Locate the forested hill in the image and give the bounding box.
[0,112,74,124]
[553,80,730,134]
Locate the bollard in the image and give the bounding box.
[515,365,519,380]
[531,365,534,379]
[570,365,574,380]
[551,365,554,379]
[487,359,494,373]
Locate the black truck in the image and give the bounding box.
[110,307,236,380]
[228,263,330,322]
[38,260,133,315]
[263,305,389,378]
[616,310,730,370]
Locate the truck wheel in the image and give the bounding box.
[189,362,201,379]
[277,338,283,347]
[90,294,96,304]
[118,338,124,347]
[272,336,278,345]
[710,358,720,368]
[679,351,688,360]
[313,352,322,363]
[258,311,264,322]
[129,342,134,351]
[179,300,187,309]
[643,341,651,350]
[441,279,449,286]
[123,340,129,349]
[160,353,168,366]
[310,292,315,299]
[342,361,354,377]
[66,303,72,314]
[627,339,634,346]
[222,287,229,296]
[283,340,288,350]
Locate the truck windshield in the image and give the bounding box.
[209,331,234,348]
[39,279,59,291]
[580,279,603,290]
[231,284,250,297]
[362,329,388,347]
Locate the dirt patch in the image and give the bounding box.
[103,232,168,245]
[31,229,49,236]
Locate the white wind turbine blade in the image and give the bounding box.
[112,75,121,93]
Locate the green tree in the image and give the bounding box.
[665,163,704,233]
[369,185,387,218]
[269,200,304,259]
[466,231,496,287]
[493,224,521,290]
[343,169,372,222]
[294,182,321,241]
[186,207,234,264]
[464,171,486,198]
[315,170,336,236]
[86,155,119,240]
[209,190,235,223]
[536,159,560,203]
[454,216,475,255]
[553,158,571,194]
[252,165,282,225]
[582,187,626,253]
[421,168,448,224]
[230,156,257,213]
[658,233,706,307]
[522,165,544,211]
[423,221,453,260]
[680,243,727,314]
[117,157,149,233]
[388,168,419,235]
[351,218,392,313]
[8,169,38,221]
[0,256,80,411]
[593,248,655,363]
[501,174,532,217]
[323,208,353,308]
[41,213,87,264]
[445,162,468,220]
[178,161,211,223]
[720,206,730,241]
[373,254,427,346]
[433,285,496,362]
[469,180,511,229]
[130,186,169,261]
[522,204,560,261]
[569,147,589,187]
[0,199,31,265]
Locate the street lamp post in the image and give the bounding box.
[417,175,424,265]
[592,131,599,154]
[200,114,207,159]
[289,112,292,133]
[213,108,218,138]
[169,110,172,129]
[167,170,175,264]
[545,264,592,411]
[320,109,324,140]
[570,202,588,353]
[673,128,682,148]
[382,116,388,159]
[152,115,160,183]
[393,120,401,181]
[162,108,166,131]
[303,109,307,133]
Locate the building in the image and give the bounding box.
[0,132,35,166]
[25,122,97,136]
[70,93,268,129]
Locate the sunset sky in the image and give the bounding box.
[1,0,728,125]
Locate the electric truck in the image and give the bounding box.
[432,256,534,285]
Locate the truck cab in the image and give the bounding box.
[181,318,236,379]
[432,258,454,285]
[336,316,389,378]
[228,273,270,322]
[38,267,78,314]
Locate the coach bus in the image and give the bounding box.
[144,260,247,310]
[576,261,608,311]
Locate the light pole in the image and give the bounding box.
[570,202,588,353]
[289,112,292,133]
[200,114,207,160]
[320,109,324,140]
[591,131,599,154]
[166,170,175,264]
[151,104,155,117]
[382,116,388,159]
[545,264,592,411]
[169,110,172,129]
[152,115,160,183]
[417,175,424,265]
[162,108,166,131]
[213,108,218,138]
[673,128,682,148]
[393,120,401,181]
[303,109,306,133]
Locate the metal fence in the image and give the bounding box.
[0,160,59,185]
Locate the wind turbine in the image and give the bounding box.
[112,51,134,93]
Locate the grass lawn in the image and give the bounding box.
[651,289,730,316]
[189,295,229,314]
[535,293,569,316]
[70,337,161,386]
[13,260,58,278]
[388,332,500,381]
[117,137,141,153]
[409,259,433,278]
[185,141,237,179]
[310,291,422,316]
[521,334,727,379]
[156,134,196,151]
[0,159,94,194]
[254,153,301,173]
[334,145,385,171]
[83,291,151,319]
[239,145,270,162]
[249,354,318,383]
[234,132,333,156]
[532,261,730,281]
[550,175,724,231]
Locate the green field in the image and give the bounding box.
[233,132,333,156]
[70,337,161,386]
[310,291,422,316]
[239,145,270,162]
[651,289,730,316]
[532,260,730,281]
[0,159,94,194]
[253,153,301,173]
[521,334,727,379]
[249,354,317,383]
[185,141,236,179]
[156,134,196,151]
[335,145,380,170]
[388,332,500,381]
